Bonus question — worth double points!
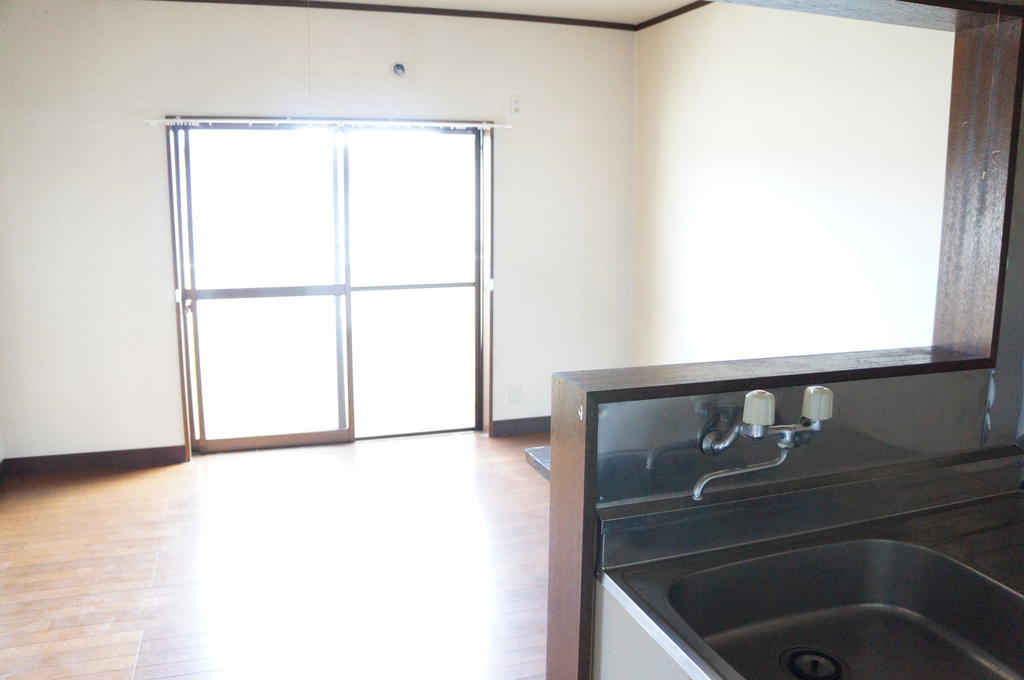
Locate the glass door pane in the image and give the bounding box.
[347,130,476,287]
[188,128,338,289]
[345,128,479,439]
[181,126,352,451]
[195,295,345,441]
[351,288,476,438]
[174,124,479,449]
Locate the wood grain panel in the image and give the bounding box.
[554,347,986,403]
[934,15,1024,357]
[545,378,597,680]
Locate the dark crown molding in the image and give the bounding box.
[145,0,713,31]
[635,1,712,29]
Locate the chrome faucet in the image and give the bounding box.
[692,386,833,501]
[644,404,739,471]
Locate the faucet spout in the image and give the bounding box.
[645,439,697,470]
[687,386,833,502]
[692,448,789,501]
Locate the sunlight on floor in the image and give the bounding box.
[0,432,550,680]
[196,444,495,678]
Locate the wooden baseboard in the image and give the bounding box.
[0,445,187,477]
[490,416,551,436]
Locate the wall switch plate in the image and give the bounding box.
[509,384,522,404]
[509,94,523,116]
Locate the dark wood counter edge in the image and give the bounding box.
[598,445,1023,524]
[547,377,599,680]
[0,446,187,477]
[553,347,988,404]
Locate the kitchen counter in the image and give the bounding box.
[525,445,551,480]
[604,491,1024,680]
[615,490,1024,594]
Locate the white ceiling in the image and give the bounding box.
[358,0,695,25]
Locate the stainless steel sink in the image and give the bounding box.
[667,540,1024,680]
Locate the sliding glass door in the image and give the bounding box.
[168,123,483,452]
[347,130,478,437]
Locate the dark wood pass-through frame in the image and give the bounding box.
[546,1,1024,678]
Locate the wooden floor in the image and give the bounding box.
[0,432,551,680]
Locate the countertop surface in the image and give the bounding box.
[524,445,551,480]
[607,491,1024,680]
[615,491,1024,594]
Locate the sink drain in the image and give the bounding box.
[780,648,845,680]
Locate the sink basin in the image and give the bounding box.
[668,540,1024,680]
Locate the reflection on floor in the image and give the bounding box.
[0,432,551,679]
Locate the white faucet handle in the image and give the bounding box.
[742,390,776,426]
[802,385,834,421]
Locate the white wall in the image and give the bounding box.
[2,0,1018,459]
[0,0,635,457]
[633,3,955,365]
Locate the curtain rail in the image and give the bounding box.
[147,117,508,130]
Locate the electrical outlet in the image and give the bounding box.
[508,384,522,404]
[509,94,523,116]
